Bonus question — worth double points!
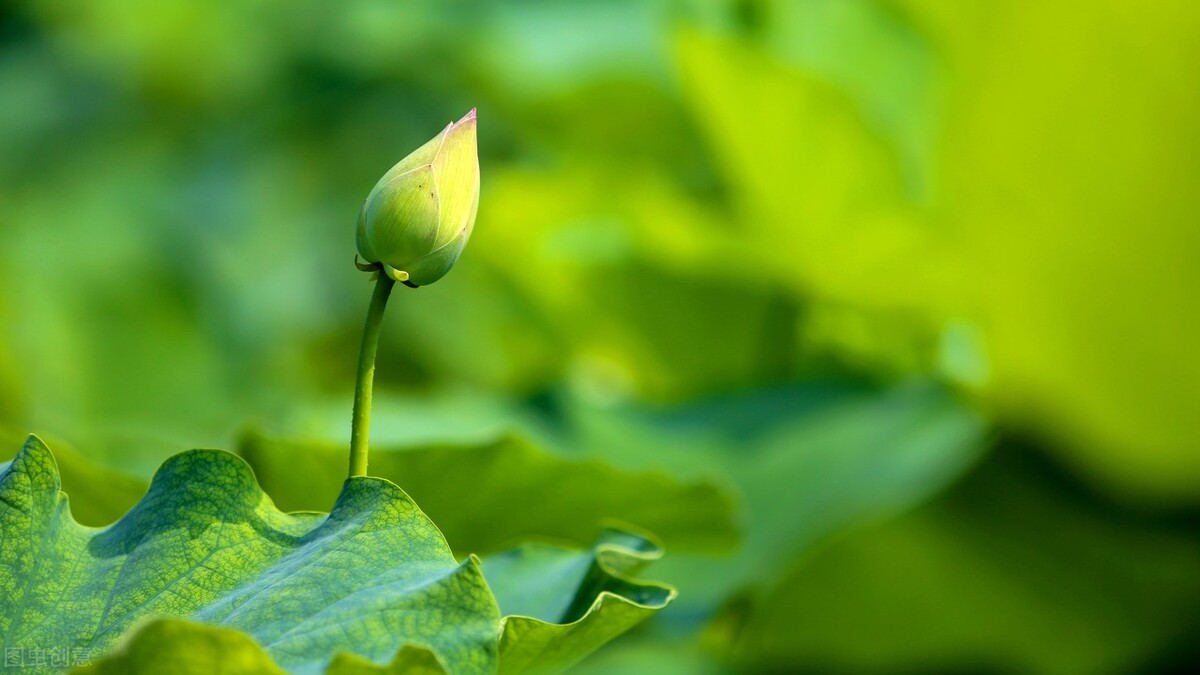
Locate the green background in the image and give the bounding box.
[2,1,1199,673]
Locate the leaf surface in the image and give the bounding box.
[487,529,674,675]
[71,532,673,675]
[0,436,500,674]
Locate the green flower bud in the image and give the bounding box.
[356,108,479,287]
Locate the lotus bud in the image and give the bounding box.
[356,109,479,287]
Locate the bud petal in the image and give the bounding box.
[430,109,479,248]
[356,109,479,286]
[363,124,449,207]
[361,164,440,265]
[401,230,471,287]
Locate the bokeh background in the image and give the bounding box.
[3,1,1200,673]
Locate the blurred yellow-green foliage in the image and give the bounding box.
[2,1,1200,673]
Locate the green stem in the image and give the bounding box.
[349,273,395,477]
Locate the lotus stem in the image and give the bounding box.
[348,273,395,477]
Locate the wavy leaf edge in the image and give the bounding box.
[2,435,676,674]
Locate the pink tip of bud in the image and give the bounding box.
[456,108,477,125]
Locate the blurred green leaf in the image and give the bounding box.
[675,28,936,312]
[328,645,448,675]
[900,0,1200,499]
[762,0,942,200]
[74,619,290,675]
[723,442,1200,674]
[240,433,739,554]
[676,1,1200,499]
[73,618,453,674]
[549,382,988,619]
